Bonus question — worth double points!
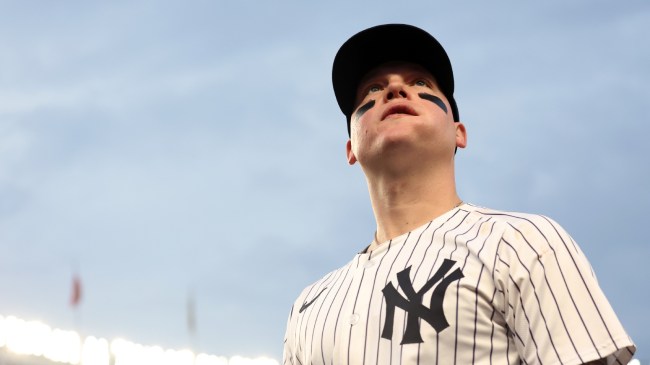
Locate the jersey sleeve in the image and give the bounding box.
[495,215,635,365]
[283,305,296,365]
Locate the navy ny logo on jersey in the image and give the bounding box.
[381,259,464,344]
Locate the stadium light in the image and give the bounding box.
[82,336,110,365]
[0,314,279,365]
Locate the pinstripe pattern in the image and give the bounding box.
[283,204,635,365]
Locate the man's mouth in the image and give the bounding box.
[381,104,418,120]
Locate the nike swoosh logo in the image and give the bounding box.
[299,287,327,313]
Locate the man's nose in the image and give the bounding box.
[385,79,408,101]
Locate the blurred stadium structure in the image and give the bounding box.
[0,314,279,365]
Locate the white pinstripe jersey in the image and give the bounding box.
[283,204,635,365]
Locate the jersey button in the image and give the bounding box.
[349,313,360,325]
[363,260,375,269]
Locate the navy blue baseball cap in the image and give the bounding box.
[332,24,459,135]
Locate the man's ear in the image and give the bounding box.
[455,122,467,149]
[346,139,357,165]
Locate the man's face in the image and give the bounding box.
[346,62,465,168]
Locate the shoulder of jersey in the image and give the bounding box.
[464,203,557,228]
[464,203,569,252]
[293,261,351,307]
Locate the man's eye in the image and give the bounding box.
[368,85,382,94]
[414,79,429,87]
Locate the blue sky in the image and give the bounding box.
[0,0,648,361]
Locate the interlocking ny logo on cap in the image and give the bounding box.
[382,259,464,344]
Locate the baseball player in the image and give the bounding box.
[283,24,635,365]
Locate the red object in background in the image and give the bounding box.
[70,275,82,307]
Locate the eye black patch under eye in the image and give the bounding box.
[354,99,375,120]
[418,93,448,114]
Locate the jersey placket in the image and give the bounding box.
[334,252,379,365]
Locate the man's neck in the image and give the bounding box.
[366,165,461,245]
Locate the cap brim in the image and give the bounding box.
[332,24,458,135]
